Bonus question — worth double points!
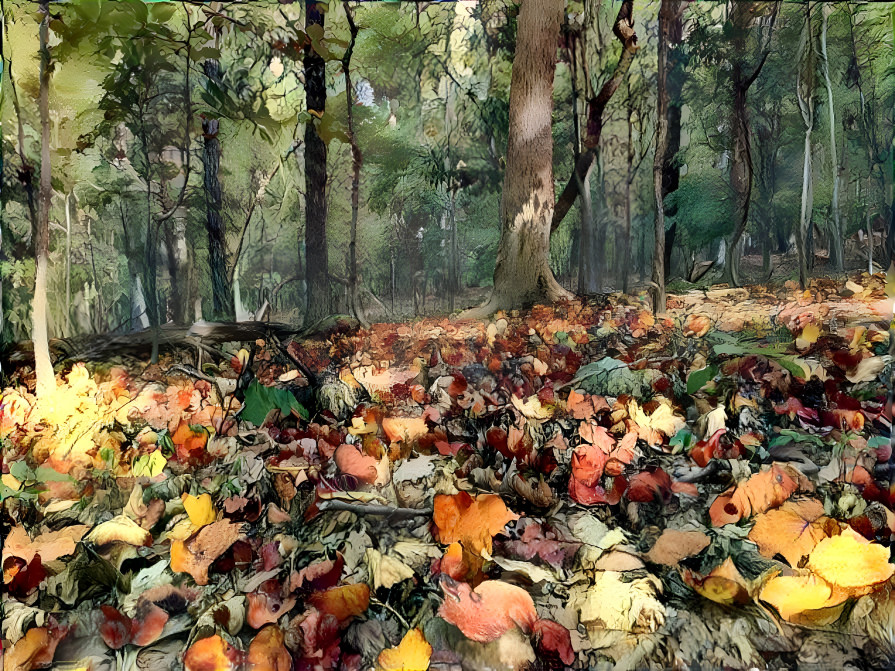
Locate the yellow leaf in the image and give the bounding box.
[182,493,216,527]
[85,515,152,547]
[377,628,432,671]
[808,531,894,594]
[759,573,833,621]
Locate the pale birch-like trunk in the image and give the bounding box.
[820,5,843,271]
[796,3,815,290]
[33,0,54,396]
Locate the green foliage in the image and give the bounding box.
[242,380,309,426]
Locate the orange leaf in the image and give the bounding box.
[309,583,370,624]
[170,520,244,585]
[333,443,383,484]
[433,492,519,555]
[377,628,432,671]
[438,578,538,643]
[246,625,292,671]
[4,625,66,671]
[748,499,835,566]
[183,635,244,671]
[709,464,798,526]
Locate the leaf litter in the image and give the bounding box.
[1,273,894,670]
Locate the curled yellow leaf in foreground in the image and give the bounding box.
[377,628,432,671]
[182,493,216,527]
[759,574,834,622]
[808,532,895,594]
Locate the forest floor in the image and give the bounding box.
[1,270,894,671]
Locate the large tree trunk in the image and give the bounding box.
[33,0,54,396]
[202,65,234,320]
[303,0,330,326]
[820,5,843,271]
[796,2,815,290]
[462,0,570,316]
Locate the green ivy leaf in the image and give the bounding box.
[242,380,308,426]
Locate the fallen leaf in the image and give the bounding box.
[759,573,844,623]
[433,492,519,555]
[170,520,245,585]
[183,635,244,671]
[377,628,432,671]
[748,499,835,566]
[808,531,895,595]
[246,625,292,671]
[182,493,216,528]
[645,529,710,566]
[683,557,755,606]
[709,464,798,526]
[85,515,152,547]
[309,583,370,624]
[438,578,537,643]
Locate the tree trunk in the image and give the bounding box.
[724,1,778,287]
[33,0,54,396]
[462,0,571,316]
[820,5,843,271]
[652,0,674,312]
[551,0,638,234]
[576,169,596,294]
[202,105,234,319]
[303,0,330,326]
[660,0,688,277]
[796,2,815,290]
[343,2,368,328]
[163,216,190,324]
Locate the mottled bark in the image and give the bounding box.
[462,0,571,317]
[820,5,843,271]
[303,1,330,326]
[796,2,815,290]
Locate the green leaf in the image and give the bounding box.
[242,380,308,426]
[148,2,177,23]
[687,364,718,395]
[9,461,34,482]
[133,450,167,478]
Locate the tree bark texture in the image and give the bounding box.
[201,97,234,320]
[303,1,330,326]
[820,5,843,271]
[724,1,779,287]
[466,0,570,315]
[33,0,54,396]
[796,2,815,290]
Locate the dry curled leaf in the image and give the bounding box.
[183,634,244,671]
[246,625,292,671]
[645,529,710,566]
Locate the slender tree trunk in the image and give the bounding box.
[796,2,815,290]
[820,5,843,271]
[724,1,779,287]
[652,0,673,312]
[202,65,234,320]
[33,0,53,396]
[303,0,330,326]
[623,101,634,293]
[576,169,595,294]
[551,0,638,234]
[462,0,571,316]
[660,0,688,277]
[343,2,367,328]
